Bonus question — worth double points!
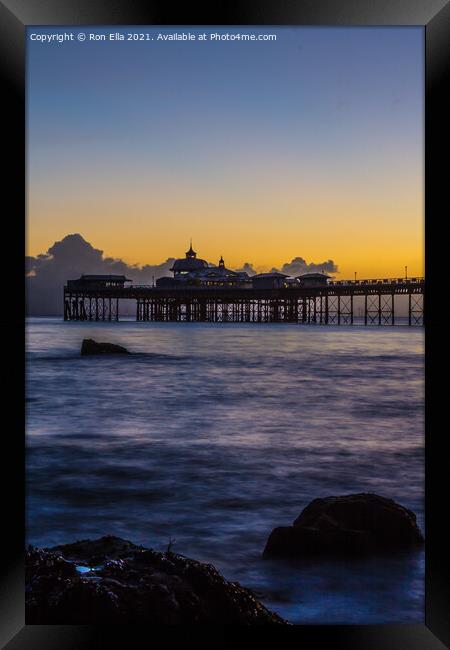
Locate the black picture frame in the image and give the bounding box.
[1,0,448,647]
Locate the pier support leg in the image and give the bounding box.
[64,298,70,321]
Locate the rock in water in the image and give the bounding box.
[81,338,130,355]
[263,493,424,558]
[26,535,287,624]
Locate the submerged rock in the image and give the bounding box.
[263,493,424,558]
[81,338,130,355]
[26,535,287,624]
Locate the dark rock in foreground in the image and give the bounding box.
[81,338,130,355]
[263,493,425,558]
[26,535,287,624]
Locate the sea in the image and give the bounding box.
[26,317,425,624]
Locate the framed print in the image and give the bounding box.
[1,0,449,647]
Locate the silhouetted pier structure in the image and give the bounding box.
[64,276,424,326]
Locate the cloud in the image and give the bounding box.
[26,234,340,315]
[280,257,339,277]
[26,234,175,315]
[235,262,257,276]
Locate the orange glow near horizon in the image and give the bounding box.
[26,178,424,279]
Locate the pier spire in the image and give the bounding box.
[186,239,197,259]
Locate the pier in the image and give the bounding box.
[63,277,424,326]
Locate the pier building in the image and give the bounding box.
[158,246,250,288]
[66,274,131,290]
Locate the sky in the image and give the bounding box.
[27,26,424,279]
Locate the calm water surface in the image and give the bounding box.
[26,318,424,624]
